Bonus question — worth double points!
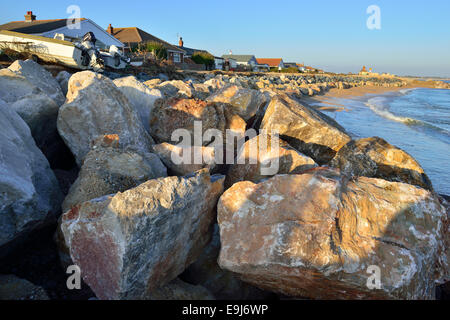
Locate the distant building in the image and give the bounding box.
[106,24,185,63]
[221,54,257,69]
[0,11,123,50]
[214,56,224,70]
[176,37,211,59]
[359,66,379,76]
[256,58,285,69]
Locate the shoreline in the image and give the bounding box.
[299,84,418,111]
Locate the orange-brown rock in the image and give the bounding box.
[329,136,433,191]
[149,98,226,145]
[218,168,448,299]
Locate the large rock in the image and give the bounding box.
[151,142,216,176]
[62,134,167,212]
[218,168,448,299]
[57,71,154,166]
[9,94,61,159]
[0,99,62,249]
[207,85,267,121]
[149,97,226,145]
[55,71,71,96]
[0,275,49,300]
[329,137,433,191]
[113,76,162,133]
[8,59,65,106]
[157,80,195,99]
[60,169,224,300]
[261,94,351,164]
[225,133,317,187]
[0,68,41,103]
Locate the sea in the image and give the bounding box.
[318,84,450,195]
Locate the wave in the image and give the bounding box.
[365,97,450,138]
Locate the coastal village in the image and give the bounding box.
[0,11,449,302]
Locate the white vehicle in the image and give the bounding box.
[0,30,130,72]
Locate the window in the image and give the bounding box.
[173,53,181,63]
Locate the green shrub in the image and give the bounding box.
[191,51,215,69]
[144,41,168,60]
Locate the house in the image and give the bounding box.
[0,11,124,50]
[214,56,224,70]
[359,66,378,76]
[221,54,257,69]
[176,37,211,59]
[256,58,285,69]
[254,64,270,72]
[106,24,185,63]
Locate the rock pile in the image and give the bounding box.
[0,60,448,300]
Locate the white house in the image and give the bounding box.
[221,54,257,68]
[0,11,124,50]
[214,56,224,70]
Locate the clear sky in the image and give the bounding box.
[1,0,449,77]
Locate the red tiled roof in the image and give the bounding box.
[109,27,184,53]
[256,58,283,67]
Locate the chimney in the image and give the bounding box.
[178,37,183,47]
[24,11,36,22]
[107,24,114,34]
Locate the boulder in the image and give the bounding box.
[0,68,42,103]
[147,278,214,300]
[218,168,448,299]
[329,137,433,191]
[261,94,351,164]
[55,71,71,96]
[9,93,60,159]
[60,169,224,300]
[149,97,226,145]
[57,71,154,166]
[8,59,65,106]
[225,134,317,187]
[181,224,275,300]
[151,142,216,176]
[144,78,162,88]
[0,99,62,249]
[157,80,195,98]
[62,134,167,212]
[207,85,267,121]
[0,275,49,300]
[113,76,162,133]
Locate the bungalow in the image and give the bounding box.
[0,11,124,50]
[176,37,211,59]
[106,24,185,63]
[221,54,257,68]
[256,58,285,69]
[214,56,224,70]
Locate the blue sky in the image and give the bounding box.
[1,0,450,77]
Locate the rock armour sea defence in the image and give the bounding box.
[217,168,448,299]
[60,169,224,300]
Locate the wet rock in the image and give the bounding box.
[57,71,154,166]
[225,134,317,187]
[60,169,224,300]
[0,99,62,249]
[62,134,167,212]
[218,168,448,299]
[0,275,49,300]
[261,94,351,164]
[113,76,162,133]
[330,137,433,191]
